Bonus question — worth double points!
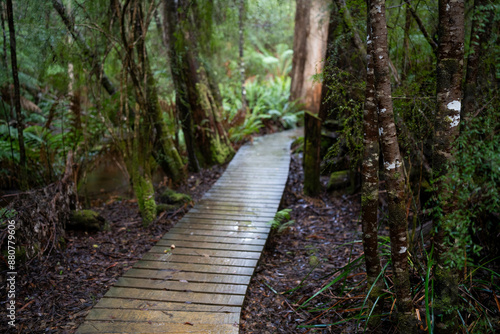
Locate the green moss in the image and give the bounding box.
[309,255,320,267]
[69,209,106,231]
[160,188,192,205]
[327,170,350,191]
[133,174,157,227]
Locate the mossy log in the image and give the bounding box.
[68,210,108,231]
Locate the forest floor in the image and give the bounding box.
[1,143,365,334]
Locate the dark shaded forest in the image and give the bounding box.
[0,0,499,333]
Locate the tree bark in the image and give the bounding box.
[401,5,412,81]
[290,0,329,113]
[461,0,492,123]
[432,0,465,332]
[303,112,322,196]
[162,0,200,172]
[6,0,28,190]
[369,0,416,330]
[361,13,383,329]
[238,0,247,111]
[177,0,234,166]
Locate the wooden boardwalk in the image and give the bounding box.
[76,129,302,333]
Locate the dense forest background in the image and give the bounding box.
[0,0,499,333]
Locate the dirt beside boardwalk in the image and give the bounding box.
[0,149,362,333]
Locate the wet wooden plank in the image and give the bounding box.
[104,287,246,306]
[196,199,281,208]
[132,260,255,275]
[191,204,278,214]
[178,217,271,227]
[156,240,264,252]
[148,247,262,259]
[186,208,276,219]
[94,298,241,313]
[172,223,270,233]
[123,268,252,284]
[182,213,274,222]
[77,321,239,333]
[168,228,268,239]
[113,277,248,295]
[86,308,240,324]
[142,253,258,267]
[161,234,266,246]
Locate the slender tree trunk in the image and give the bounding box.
[401,4,412,81]
[361,13,383,329]
[162,0,200,172]
[432,0,465,332]
[52,0,117,96]
[404,0,438,55]
[6,0,28,190]
[303,112,322,196]
[369,0,416,330]
[462,0,492,123]
[238,0,247,111]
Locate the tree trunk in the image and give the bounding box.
[178,0,234,166]
[361,13,383,329]
[303,112,322,196]
[432,0,465,332]
[401,5,412,82]
[130,1,186,185]
[369,0,416,330]
[290,0,329,113]
[238,0,247,111]
[162,0,200,172]
[461,0,492,123]
[6,0,28,190]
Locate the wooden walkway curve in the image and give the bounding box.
[76,128,302,334]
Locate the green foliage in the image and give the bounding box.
[268,208,295,234]
[224,74,304,142]
[433,107,500,269]
[322,65,364,171]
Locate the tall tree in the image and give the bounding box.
[162,0,200,172]
[297,0,330,196]
[432,0,465,332]
[238,0,247,111]
[170,0,234,166]
[360,13,383,329]
[369,0,416,330]
[6,0,28,190]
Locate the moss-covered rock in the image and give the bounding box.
[160,188,192,205]
[327,170,350,191]
[68,210,108,231]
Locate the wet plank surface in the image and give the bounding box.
[76,128,302,333]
